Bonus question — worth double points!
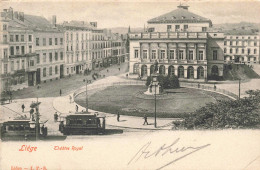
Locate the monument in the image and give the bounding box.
[144,60,162,95]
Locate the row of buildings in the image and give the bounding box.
[128,5,260,81]
[0,7,127,92]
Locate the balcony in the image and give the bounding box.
[129,32,209,40]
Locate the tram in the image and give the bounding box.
[0,119,47,141]
[59,112,105,135]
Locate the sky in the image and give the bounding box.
[1,0,260,29]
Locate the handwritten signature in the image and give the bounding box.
[128,138,210,170]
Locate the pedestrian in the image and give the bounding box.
[118,67,120,71]
[75,105,79,112]
[97,118,101,128]
[22,104,25,112]
[117,112,120,122]
[143,114,148,125]
[60,89,62,96]
[214,84,216,91]
[107,69,109,72]
[69,95,72,103]
[54,112,58,122]
[198,83,200,88]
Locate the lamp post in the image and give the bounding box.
[86,79,88,113]
[35,97,40,140]
[154,84,157,128]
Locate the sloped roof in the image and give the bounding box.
[148,6,212,25]
[62,20,95,30]
[24,14,52,29]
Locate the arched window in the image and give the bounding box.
[178,66,184,78]
[197,66,204,79]
[187,66,194,79]
[141,65,147,76]
[168,66,174,76]
[159,65,165,75]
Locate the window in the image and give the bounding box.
[3,35,7,43]
[71,33,73,40]
[179,50,184,59]
[49,67,52,75]
[29,60,34,67]
[43,38,46,46]
[230,48,233,54]
[134,50,138,58]
[16,60,20,70]
[242,49,244,54]
[55,66,58,74]
[175,25,180,31]
[184,25,188,31]
[55,52,58,61]
[254,49,257,54]
[198,51,203,60]
[160,50,165,59]
[16,46,20,55]
[152,50,156,59]
[60,38,63,45]
[213,50,217,60]
[10,46,14,55]
[230,41,233,45]
[43,68,46,77]
[169,50,174,59]
[143,50,147,59]
[49,53,52,62]
[60,52,63,60]
[188,50,193,60]
[202,27,207,32]
[254,42,257,46]
[4,49,8,59]
[82,43,84,50]
[224,41,227,45]
[16,35,19,42]
[3,24,7,30]
[224,48,226,53]
[36,38,39,46]
[167,25,172,32]
[248,49,251,54]
[22,60,25,69]
[21,35,24,42]
[236,41,238,45]
[28,35,32,42]
[36,54,40,64]
[55,38,58,45]
[67,55,69,63]
[43,53,46,63]
[4,64,8,74]
[236,48,238,54]
[10,35,14,42]
[49,38,52,45]
[29,45,32,53]
[11,61,14,71]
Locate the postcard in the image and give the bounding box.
[0,0,260,169]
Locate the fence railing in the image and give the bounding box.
[180,82,238,100]
[73,80,146,99]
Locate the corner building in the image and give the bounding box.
[129,5,224,81]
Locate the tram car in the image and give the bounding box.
[59,112,105,135]
[0,119,47,141]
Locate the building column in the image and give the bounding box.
[175,65,178,77]
[184,67,188,78]
[165,65,169,75]
[194,67,198,79]
[204,66,207,81]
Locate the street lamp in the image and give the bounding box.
[154,84,157,128]
[86,79,88,113]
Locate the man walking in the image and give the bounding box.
[22,104,25,112]
[75,105,79,112]
[143,114,148,125]
[117,112,120,122]
[60,89,62,96]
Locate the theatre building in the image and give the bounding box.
[129,5,224,81]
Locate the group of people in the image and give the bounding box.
[116,112,149,125]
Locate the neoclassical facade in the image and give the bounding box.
[129,5,224,81]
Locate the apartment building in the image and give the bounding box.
[224,34,260,64]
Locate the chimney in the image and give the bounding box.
[8,7,13,20]
[14,11,18,19]
[90,22,97,28]
[52,15,57,27]
[19,12,24,22]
